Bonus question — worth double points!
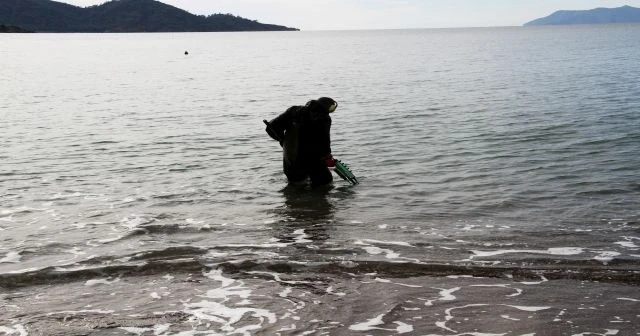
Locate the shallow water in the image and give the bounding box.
[1,25,640,335]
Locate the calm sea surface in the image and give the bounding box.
[1,25,640,335]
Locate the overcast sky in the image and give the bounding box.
[57,0,640,30]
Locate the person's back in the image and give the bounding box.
[286,100,331,162]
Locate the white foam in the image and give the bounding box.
[292,229,312,244]
[394,321,413,333]
[571,330,619,336]
[85,278,120,286]
[372,277,421,288]
[204,270,250,299]
[471,247,584,258]
[593,251,620,264]
[154,324,170,334]
[424,287,460,306]
[361,246,399,259]
[7,267,39,274]
[278,287,292,298]
[326,286,346,296]
[337,260,358,269]
[186,300,276,335]
[276,324,297,332]
[615,236,639,248]
[471,284,522,297]
[360,239,413,247]
[617,297,639,302]
[245,271,312,285]
[120,215,151,229]
[553,309,567,322]
[119,325,174,336]
[437,304,489,333]
[0,251,21,263]
[446,275,477,279]
[184,269,277,336]
[520,275,548,285]
[438,287,460,301]
[350,314,384,331]
[436,304,548,334]
[0,325,27,336]
[348,314,413,334]
[505,305,551,312]
[221,242,289,248]
[120,327,151,335]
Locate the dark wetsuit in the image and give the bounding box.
[266,100,333,186]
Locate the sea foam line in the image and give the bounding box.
[349,313,413,334]
[471,247,584,258]
[436,304,550,333]
[182,269,277,336]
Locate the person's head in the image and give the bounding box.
[317,97,338,113]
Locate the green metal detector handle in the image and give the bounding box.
[334,159,359,185]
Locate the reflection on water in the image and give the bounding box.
[268,184,336,243]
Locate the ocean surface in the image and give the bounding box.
[1,25,639,335]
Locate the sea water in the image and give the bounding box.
[1,25,639,335]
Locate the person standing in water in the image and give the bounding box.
[264,97,338,187]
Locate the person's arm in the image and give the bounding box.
[265,106,296,142]
[318,117,332,161]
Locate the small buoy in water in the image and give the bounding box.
[184,51,189,55]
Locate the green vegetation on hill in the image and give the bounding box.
[0,0,298,32]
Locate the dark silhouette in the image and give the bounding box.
[265,97,339,187]
[525,6,640,26]
[0,0,299,32]
[0,24,33,33]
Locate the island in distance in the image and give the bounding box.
[525,5,640,25]
[0,0,298,32]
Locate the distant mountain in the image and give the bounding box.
[0,0,298,32]
[0,24,33,33]
[525,5,640,26]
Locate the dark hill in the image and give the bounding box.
[0,0,298,32]
[525,5,640,26]
[0,24,34,32]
